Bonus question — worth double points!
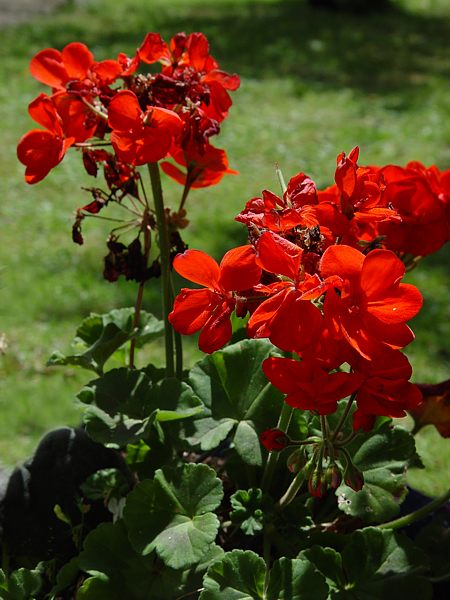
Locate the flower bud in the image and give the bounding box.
[326,464,342,490]
[260,428,290,451]
[308,468,327,498]
[343,461,364,492]
[286,447,308,473]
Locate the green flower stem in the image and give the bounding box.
[377,488,450,530]
[148,162,175,378]
[320,415,329,439]
[276,164,287,194]
[129,208,151,369]
[173,323,183,379]
[260,403,293,492]
[169,277,183,379]
[331,393,357,442]
[276,471,305,509]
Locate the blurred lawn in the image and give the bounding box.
[0,0,448,495]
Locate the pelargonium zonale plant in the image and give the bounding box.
[2,30,449,600]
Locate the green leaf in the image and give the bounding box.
[78,521,224,600]
[200,550,266,599]
[230,488,272,535]
[234,420,263,466]
[301,527,432,599]
[0,568,42,600]
[266,557,329,600]
[47,308,163,374]
[152,378,204,422]
[78,368,202,446]
[49,557,80,598]
[186,339,283,465]
[336,422,421,523]
[124,463,223,569]
[78,521,163,600]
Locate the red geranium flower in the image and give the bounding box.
[169,246,262,353]
[263,356,363,415]
[316,148,400,247]
[17,94,75,184]
[235,175,320,233]
[320,245,423,359]
[30,41,122,90]
[378,162,450,256]
[108,90,183,165]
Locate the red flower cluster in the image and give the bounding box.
[169,148,450,429]
[18,33,240,188]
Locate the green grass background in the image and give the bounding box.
[0,0,448,495]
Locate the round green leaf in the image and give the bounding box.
[336,423,422,523]
[200,550,266,600]
[78,369,202,446]
[301,527,432,600]
[186,339,283,462]
[124,463,223,569]
[266,557,329,600]
[48,308,163,374]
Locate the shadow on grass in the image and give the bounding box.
[3,0,450,106]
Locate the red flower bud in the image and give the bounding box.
[308,468,327,498]
[260,428,290,451]
[326,464,342,490]
[343,462,364,492]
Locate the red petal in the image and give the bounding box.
[269,294,324,353]
[17,129,65,184]
[353,348,412,380]
[340,313,384,360]
[173,249,221,289]
[53,93,96,142]
[247,289,289,340]
[320,245,364,281]
[136,128,173,165]
[360,250,405,298]
[203,69,240,90]
[92,60,122,84]
[108,90,141,131]
[204,80,232,121]
[219,245,261,291]
[335,151,357,198]
[367,283,423,324]
[160,161,186,186]
[62,42,94,79]
[29,48,67,88]
[262,357,305,394]
[138,33,170,64]
[186,32,210,71]
[28,94,62,133]
[198,302,233,353]
[169,288,215,335]
[150,106,183,136]
[363,314,415,349]
[322,372,363,404]
[256,231,302,280]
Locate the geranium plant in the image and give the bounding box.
[2,31,450,600]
